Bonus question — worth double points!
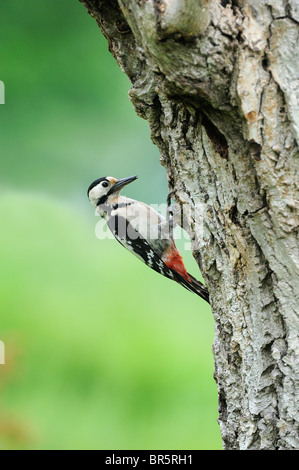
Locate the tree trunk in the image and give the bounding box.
[79,0,299,450]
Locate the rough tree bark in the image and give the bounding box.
[79,0,299,450]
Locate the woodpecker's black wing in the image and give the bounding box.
[107,214,210,303]
[107,214,175,280]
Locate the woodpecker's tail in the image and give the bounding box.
[180,273,210,304]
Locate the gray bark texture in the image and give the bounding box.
[79,0,299,450]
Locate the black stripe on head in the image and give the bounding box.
[87,177,108,197]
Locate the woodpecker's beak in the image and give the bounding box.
[110,175,137,193]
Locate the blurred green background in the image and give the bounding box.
[0,0,221,450]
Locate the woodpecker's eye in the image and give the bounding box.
[102,181,109,188]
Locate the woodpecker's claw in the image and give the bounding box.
[167,190,175,208]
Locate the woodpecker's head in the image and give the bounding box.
[87,175,137,208]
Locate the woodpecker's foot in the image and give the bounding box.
[167,190,175,208]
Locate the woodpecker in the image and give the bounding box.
[87,175,209,303]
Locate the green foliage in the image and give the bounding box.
[0,0,221,450]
